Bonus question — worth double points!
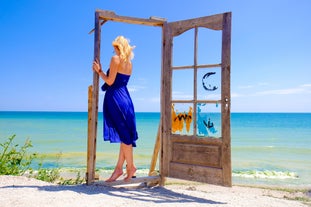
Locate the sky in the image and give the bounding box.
[0,0,310,112]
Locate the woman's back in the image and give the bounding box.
[117,58,132,76]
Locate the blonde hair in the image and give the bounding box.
[112,36,135,62]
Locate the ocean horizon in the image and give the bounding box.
[1,111,310,187]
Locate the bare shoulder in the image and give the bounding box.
[111,55,120,64]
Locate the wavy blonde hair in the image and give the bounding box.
[112,36,135,62]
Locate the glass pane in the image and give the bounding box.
[196,102,221,138]
[172,69,193,100]
[172,29,194,66]
[197,68,221,100]
[171,103,193,135]
[197,28,222,64]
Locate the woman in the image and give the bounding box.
[92,36,138,182]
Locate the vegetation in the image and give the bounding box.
[0,135,37,175]
[33,161,60,183]
[58,171,85,185]
[0,135,84,185]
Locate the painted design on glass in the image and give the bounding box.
[197,103,218,136]
[171,104,192,133]
[202,72,218,91]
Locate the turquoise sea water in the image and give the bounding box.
[1,111,310,187]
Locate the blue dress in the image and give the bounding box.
[101,70,138,147]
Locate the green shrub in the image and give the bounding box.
[35,163,60,183]
[58,171,85,185]
[33,154,61,183]
[1,135,84,185]
[0,135,37,175]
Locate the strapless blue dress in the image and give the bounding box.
[101,70,138,147]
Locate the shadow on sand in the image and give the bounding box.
[2,183,226,205]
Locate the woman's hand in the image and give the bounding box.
[92,60,102,74]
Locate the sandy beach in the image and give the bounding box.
[0,175,310,207]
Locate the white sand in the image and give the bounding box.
[0,175,310,207]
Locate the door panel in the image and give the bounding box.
[172,143,221,167]
[169,163,223,185]
[161,12,232,186]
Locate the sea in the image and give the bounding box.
[1,111,310,188]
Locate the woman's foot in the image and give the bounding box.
[124,166,137,182]
[124,165,137,178]
[105,169,123,182]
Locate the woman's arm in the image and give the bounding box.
[103,56,119,85]
[92,56,119,86]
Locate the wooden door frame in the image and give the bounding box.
[86,10,165,184]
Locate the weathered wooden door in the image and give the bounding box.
[160,12,232,186]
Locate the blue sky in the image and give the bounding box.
[1,0,310,112]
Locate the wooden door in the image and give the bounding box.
[160,12,232,186]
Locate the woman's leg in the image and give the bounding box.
[105,144,125,182]
[121,142,137,182]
